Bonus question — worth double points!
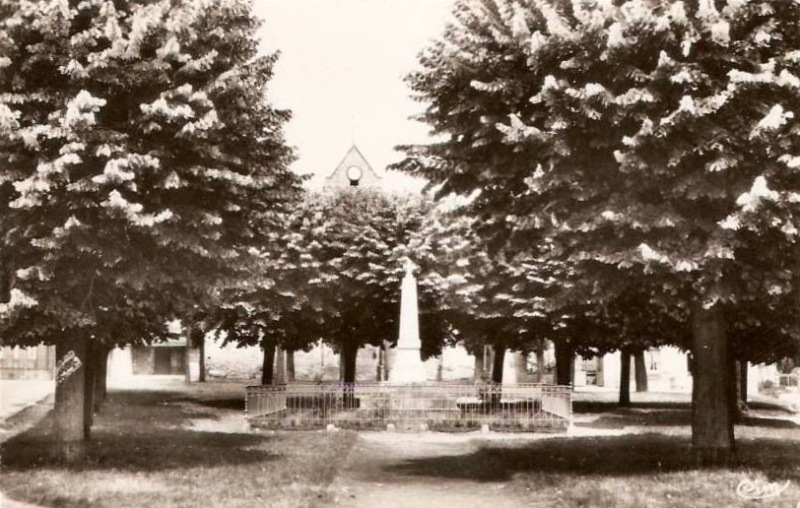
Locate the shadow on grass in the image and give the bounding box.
[573,399,794,414]
[2,428,277,472]
[0,388,275,473]
[575,410,690,429]
[576,409,799,430]
[172,396,245,411]
[573,401,688,414]
[384,433,800,483]
[739,415,800,428]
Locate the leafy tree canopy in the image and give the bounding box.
[0,0,301,348]
[397,0,800,363]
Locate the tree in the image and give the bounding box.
[408,198,561,384]
[0,0,299,462]
[310,189,428,384]
[215,189,432,385]
[202,190,323,386]
[398,0,800,463]
[410,196,685,395]
[208,301,319,385]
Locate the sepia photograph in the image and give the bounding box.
[1,1,799,507]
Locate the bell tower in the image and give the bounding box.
[324,145,382,190]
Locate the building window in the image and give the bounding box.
[346,166,363,187]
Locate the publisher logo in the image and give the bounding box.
[736,478,791,500]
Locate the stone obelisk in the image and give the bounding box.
[389,259,427,383]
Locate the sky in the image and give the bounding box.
[252,0,454,191]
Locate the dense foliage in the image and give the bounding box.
[211,188,441,382]
[0,0,301,349]
[399,0,800,358]
[397,0,800,456]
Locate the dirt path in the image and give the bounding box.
[327,432,535,508]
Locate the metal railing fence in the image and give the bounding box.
[246,382,571,432]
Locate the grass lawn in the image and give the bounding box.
[0,381,356,508]
[386,404,800,508]
[2,382,798,508]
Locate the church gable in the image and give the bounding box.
[324,145,381,189]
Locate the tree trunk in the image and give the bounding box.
[184,335,192,384]
[513,352,527,384]
[342,343,359,408]
[473,348,485,383]
[382,340,390,381]
[99,345,108,401]
[491,345,506,384]
[261,342,276,385]
[83,340,96,439]
[55,336,88,464]
[739,361,749,409]
[275,346,286,384]
[93,343,109,413]
[634,349,648,392]
[535,348,546,383]
[619,348,632,407]
[286,350,295,382]
[376,346,383,381]
[489,345,506,408]
[342,343,358,384]
[691,296,734,465]
[596,355,605,387]
[730,359,744,423]
[0,248,11,303]
[198,335,206,382]
[554,341,573,386]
